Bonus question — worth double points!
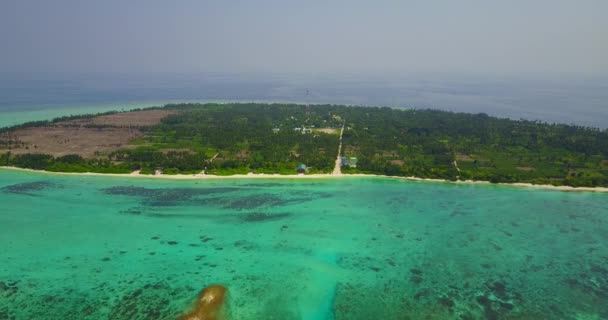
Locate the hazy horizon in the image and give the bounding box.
[1,1,607,128]
[1,1,607,77]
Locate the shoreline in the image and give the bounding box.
[2,166,608,193]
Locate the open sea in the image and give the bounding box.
[1,170,607,319]
[1,72,607,128]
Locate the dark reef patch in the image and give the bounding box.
[337,255,389,274]
[410,268,423,276]
[566,264,608,299]
[409,269,424,284]
[437,296,455,309]
[480,263,494,269]
[102,186,327,221]
[1,181,58,196]
[0,280,19,298]
[102,186,242,207]
[120,207,143,215]
[0,279,195,320]
[108,282,187,320]
[233,240,258,251]
[222,194,306,210]
[491,243,503,251]
[475,280,522,319]
[241,212,290,222]
[410,275,423,284]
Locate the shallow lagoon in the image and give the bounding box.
[1,169,607,319]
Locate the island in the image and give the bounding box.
[1,103,607,188]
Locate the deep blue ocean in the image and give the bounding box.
[0,72,606,128]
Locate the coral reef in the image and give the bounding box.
[0,181,58,195]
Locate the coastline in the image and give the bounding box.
[2,166,608,193]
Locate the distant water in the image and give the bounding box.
[1,72,607,128]
[0,103,164,129]
[1,169,607,319]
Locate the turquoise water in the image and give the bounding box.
[0,103,164,129]
[1,169,607,319]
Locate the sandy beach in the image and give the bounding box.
[2,166,608,193]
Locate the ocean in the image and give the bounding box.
[1,72,607,129]
[1,169,607,319]
[1,73,607,319]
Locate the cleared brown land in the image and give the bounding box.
[0,109,176,158]
[1,127,144,158]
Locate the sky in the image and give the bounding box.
[1,0,607,77]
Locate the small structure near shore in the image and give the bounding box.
[296,163,307,174]
[349,157,357,168]
[340,156,358,168]
[340,157,347,166]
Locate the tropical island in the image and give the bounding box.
[1,103,607,188]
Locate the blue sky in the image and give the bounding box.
[1,0,607,76]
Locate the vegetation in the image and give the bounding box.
[7,153,133,173]
[336,106,608,186]
[125,103,341,175]
[2,103,607,187]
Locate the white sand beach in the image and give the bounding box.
[2,166,608,193]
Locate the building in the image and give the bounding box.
[349,157,358,168]
[340,157,347,166]
[341,156,358,168]
[296,163,307,173]
[293,126,312,134]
